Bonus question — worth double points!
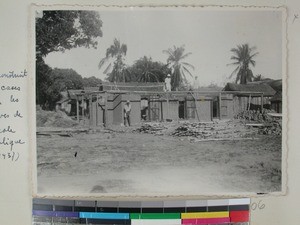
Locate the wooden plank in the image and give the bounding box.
[81,95,84,120]
[104,92,108,127]
[267,113,282,117]
[219,93,222,120]
[261,93,264,112]
[245,123,265,127]
[193,137,259,142]
[166,93,169,120]
[76,98,79,123]
[247,94,251,111]
[89,95,92,127]
[96,95,98,126]
[189,92,200,121]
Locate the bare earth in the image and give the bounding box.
[37,121,281,195]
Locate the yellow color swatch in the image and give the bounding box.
[181,212,229,219]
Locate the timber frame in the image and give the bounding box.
[72,90,267,127]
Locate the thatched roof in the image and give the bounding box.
[249,79,282,92]
[223,83,276,96]
[67,90,87,99]
[195,86,223,92]
[270,91,282,102]
[268,79,282,92]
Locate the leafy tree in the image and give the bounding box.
[36,10,103,57]
[163,45,194,90]
[36,10,103,108]
[36,57,52,107]
[228,44,258,84]
[51,68,83,90]
[82,76,103,87]
[128,56,171,82]
[106,59,129,82]
[43,68,84,110]
[253,74,265,81]
[98,38,128,82]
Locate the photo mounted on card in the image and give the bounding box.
[30,5,287,197]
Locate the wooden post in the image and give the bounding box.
[247,94,252,111]
[189,92,200,121]
[104,92,108,127]
[261,94,264,112]
[166,93,170,120]
[76,97,79,123]
[161,100,163,121]
[219,92,222,120]
[81,95,85,124]
[148,96,151,121]
[89,95,92,127]
[96,95,98,126]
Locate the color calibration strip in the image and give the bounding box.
[32,198,250,224]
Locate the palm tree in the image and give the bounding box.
[98,38,128,82]
[228,44,258,84]
[253,74,264,81]
[128,56,170,82]
[163,45,194,90]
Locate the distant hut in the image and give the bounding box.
[223,82,276,113]
[268,80,282,113]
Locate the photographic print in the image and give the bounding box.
[34,6,285,196]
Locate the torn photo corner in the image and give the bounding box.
[29,4,287,198]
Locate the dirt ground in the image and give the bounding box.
[36,119,281,196]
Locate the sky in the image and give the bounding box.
[45,8,283,86]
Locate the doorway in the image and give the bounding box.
[212,97,219,118]
[178,101,185,119]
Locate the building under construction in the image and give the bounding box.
[56,82,278,127]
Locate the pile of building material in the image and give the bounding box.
[134,123,168,134]
[36,109,79,128]
[235,109,282,136]
[171,121,256,140]
[235,109,275,123]
[258,120,282,136]
[172,125,201,137]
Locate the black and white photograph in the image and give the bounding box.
[35,7,285,195]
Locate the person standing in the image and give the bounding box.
[141,98,148,121]
[165,74,171,92]
[193,75,200,90]
[124,100,131,126]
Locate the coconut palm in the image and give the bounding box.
[228,44,258,84]
[98,38,128,82]
[253,74,264,81]
[128,56,170,82]
[163,45,194,90]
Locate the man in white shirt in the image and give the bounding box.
[165,74,171,92]
[193,75,200,90]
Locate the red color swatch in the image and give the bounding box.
[230,210,250,222]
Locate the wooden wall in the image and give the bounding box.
[220,94,234,119]
[162,100,179,121]
[108,94,121,125]
[186,96,213,122]
[87,92,252,127]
